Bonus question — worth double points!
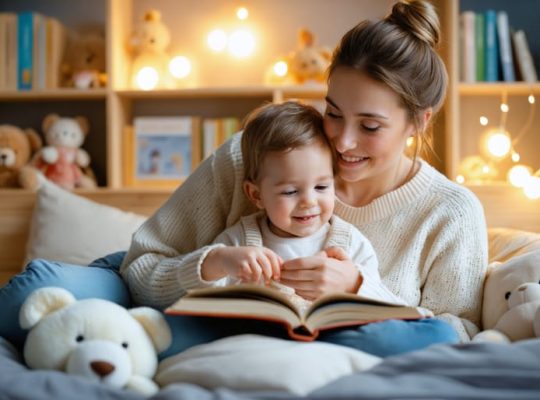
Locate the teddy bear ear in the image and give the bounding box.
[24,128,43,151]
[42,113,60,133]
[19,287,76,330]
[129,307,172,353]
[75,116,90,135]
[298,29,314,48]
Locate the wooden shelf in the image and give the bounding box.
[0,88,108,100]
[459,82,540,95]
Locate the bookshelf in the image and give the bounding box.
[0,0,539,203]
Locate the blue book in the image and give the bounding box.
[484,10,499,82]
[496,11,515,82]
[17,12,34,90]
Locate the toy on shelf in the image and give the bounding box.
[20,287,172,396]
[265,28,332,85]
[0,124,42,190]
[129,9,177,90]
[62,31,107,89]
[32,114,97,190]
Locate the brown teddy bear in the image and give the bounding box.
[0,124,42,189]
[289,29,332,84]
[61,31,107,89]
[32,114,97,190]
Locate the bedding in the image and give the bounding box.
[1,181,540,398]
[1,335,540,399]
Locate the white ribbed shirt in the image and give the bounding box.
[121,133,488,341]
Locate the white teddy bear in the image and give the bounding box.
[19,287,172,396]
[474,251,540,343]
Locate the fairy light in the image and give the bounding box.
[523,175,540,200]
[208,29,228,52]
[136,66,159,90]
[169,56,192,79]
[273,60,288,77]
[528,94,535,104]
[511,151,520,162]
[479,116,489,126]
[484,129,512,159]
[456,175,465,184]
[236,7,249,20]
[500,103,509,113]
[507,165,532,188]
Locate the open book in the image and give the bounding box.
[165,284,433,341]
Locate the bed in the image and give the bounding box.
[1,179,540,399]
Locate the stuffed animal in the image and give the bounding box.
[32,113,97,190]
[62,31,107,89]
[264,28,331,85]
[19,287,172,396]
[289,29,331,84]
[473,252,540,343]
[0,124,42,189]
[129,9,175,89]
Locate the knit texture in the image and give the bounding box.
[120,133,488,341]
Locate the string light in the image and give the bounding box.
[479,116,489,126]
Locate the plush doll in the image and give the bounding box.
[289,29,332,84]
[0,124,42,190]
[32,113,97,190]
[19,287,172,396]
[129,9,175,89]
[474,252,540,343]
[264,28,331,85]
[62,31,107,89]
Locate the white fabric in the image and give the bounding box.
[121,133,488,341]
[25,178,146,266]
[155,334,381,395]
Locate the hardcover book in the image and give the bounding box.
[165,284,432,341]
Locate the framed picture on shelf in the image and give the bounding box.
[123,116,201,188]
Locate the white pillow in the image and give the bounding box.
[24,179,147,266]
[156,334,381,395]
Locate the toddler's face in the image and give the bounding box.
[253,142,335,238]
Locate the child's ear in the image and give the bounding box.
[243,180,264,209]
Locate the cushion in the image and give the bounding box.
[156,334,381,395]
[0,252,130,351]
[25,178,147,266]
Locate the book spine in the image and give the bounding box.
[474,13,485,82]
[512,30,538,82]
[0,14,6,89]
[17,12,34,90]
[496,11,515,82]
[484,10,499,82]
[5,13,17,90]
[460,11,476,83]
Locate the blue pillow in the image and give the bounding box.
[0,252,130,350]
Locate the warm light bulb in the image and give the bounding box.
[507,165,532,188]
[273,61,288,77]
[228,28,255,58]
[500,103,509,113]
[511,151,520,162]
[456,175,465,184]
[169,56,192,79]
[136,66,159,90]
[237,7,249,20]
[523,176,540,200]
[208,29,227,52]
[479,116,488,126]
[486,131,512,158]
[528,95,535,104]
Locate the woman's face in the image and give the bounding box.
[323,66,415,185]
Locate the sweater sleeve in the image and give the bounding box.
[120,134,254,309]
[420,190,488,341]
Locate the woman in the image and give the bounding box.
[120,0,487,357]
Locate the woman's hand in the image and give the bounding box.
[279,247,362,300]
[201,246,282,283]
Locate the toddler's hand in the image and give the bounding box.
[203,246,282,283]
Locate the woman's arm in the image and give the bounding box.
[420,191,488,341]
[120,134,255,308]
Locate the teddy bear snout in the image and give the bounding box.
[91,360,115,377]
[508,283,540,309]
[0,149,15,166]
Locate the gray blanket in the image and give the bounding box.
[1,336,540,400]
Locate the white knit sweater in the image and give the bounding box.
[120,133,488,341]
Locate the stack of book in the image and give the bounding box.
[459,9,537,83]
[0,11,67,91]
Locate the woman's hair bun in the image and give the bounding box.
[386,0,441,47]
